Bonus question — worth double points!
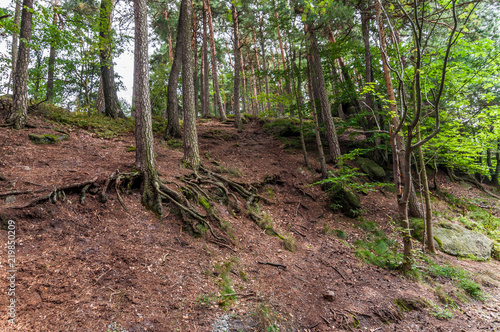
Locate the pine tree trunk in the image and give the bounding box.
[99,0,125,119]
[292,50,310,169]
[182,0,200,171]
[306,24,341,165]
[259,16,271,112]
[240,51,247,115]
[134,0,161,214]
[232,5,242,131]
[192,7,199,117]
[8,0,33,129]
[46,0,58,102]
[306,52,328,179]
[201,9,209,118]
[8,0,22,94]
[165,0,186,138]
[96,76,105,113]
[204,0,226,121]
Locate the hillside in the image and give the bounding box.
[0,111,499,332]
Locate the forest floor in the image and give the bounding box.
[0,112,499,331]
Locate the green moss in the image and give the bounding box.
[434,235,443,249]
[126,145,136,152]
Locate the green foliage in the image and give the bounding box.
[166,139,183,149]
[354,219,402,270]
[426,264,486,302]
[39,105,134,138]
[430,305,454,320]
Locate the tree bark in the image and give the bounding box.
[259,16,271,112]
[240,51,247,115]
[7,0,33,129]
[164,0,185,138]
[134,0,161,214]
[96,75,105,113]
[201,8,210,117]
[46,0,59,102]
[306,52,328,179]
[375,0,412,271]
[232,5,242,131]
[204,0,226,121]
[8,0,21,94]
[99,0,125,119]
[292,50,310,169]
[192,7,199,117]
[306,24,342,165]
[182,0,201,171]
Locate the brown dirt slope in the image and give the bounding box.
[0,115,499,331]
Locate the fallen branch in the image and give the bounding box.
[257,261,287,269]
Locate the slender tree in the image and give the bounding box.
[204,0,227,121]
[232,4,242,131]
[46,0,59,102]
[7,0,22,95]
[99,0,125,118]
[165,1,186,138]
[134,0,161,214]
[7,0,34,129]
[181,0,201,170]
[305,23,341,164]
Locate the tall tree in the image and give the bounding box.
[305,23,341,164]
[201,8,209,117]
[99,0,125,119]
[46,0,59,102]
[165,0,185,138]
[7,0,22,95]
[204,0,227,121]
[232,4,242,131]
[134,0,161,214]
[181,0,201,170]
[7,0,34,129]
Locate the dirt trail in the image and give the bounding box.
[0,117,499,331]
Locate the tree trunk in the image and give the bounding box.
[232,5,242,131]
[240,51,247,116]
[417,124,435,253]
[259,16,271,111]
[201,8,209,117]
[192,8,199,117]
[134,0,161,214]
[99,0,125,119]
[96,76,105,113]
[46,0,59,102]
[204,0,226,121]
[8,0,22,94]
[292,50,310,169]
[306,24,341,165]
[165,0,185,138]
[307,52,328,179]
[376,0,412,271]
[494,141,500,186]
[181,0,200,171]
[7,0,33,129]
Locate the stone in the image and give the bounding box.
[356,157,386,181]
[325,183,362,218]
[433,222,494,260]
[29,133,68,144]
[5,195,16,204]
[323,290,335,302]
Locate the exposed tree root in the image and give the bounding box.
[9,177,98,209]
[5,164,274,248]
[447,167,500,199]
